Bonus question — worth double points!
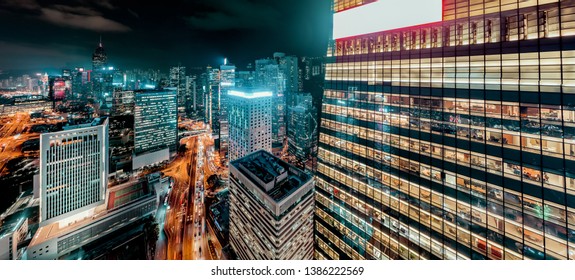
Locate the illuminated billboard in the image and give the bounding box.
[53,80,66,100]
[333,0,443,39]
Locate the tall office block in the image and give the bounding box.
[91,38,112,100]
[133,90,177,169]
[229,150,314,260]
[186,75,198,112]
[92,38,107,71]
[205,67,221,132]
[287,93,318,169]
[39,118,109,225]
[169,66,187,109]
[111,90,135,116]
[255,59,286,147]
[228,89,272,161]
[219,63,236,156]
[316,0,575,260]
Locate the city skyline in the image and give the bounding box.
[0,0,331,72]
[2,0,575,264]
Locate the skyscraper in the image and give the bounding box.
[316,0,575,260]
[133,90,178,169]
[205,66,221,133]
[39,118,109,226]
[169,66,187,110]
[274,53,300,108]
[287,93,318,170]
[229,150,314,260]
[92,38,107,71]
[71,67,88,98]
[227,89,272,161]
[255,59,286,148]
[186,75,198,113]
[91,38,112,100]
[111,90,135,116]
[236,71,255,88]
[219,63,236,157]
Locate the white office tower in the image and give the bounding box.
[227,89,272,161]
[229,150,314,260]
[39,118,109,226]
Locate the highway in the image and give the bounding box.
[161,136,197,260]
[0,113,41,176]
[155,128,228,260]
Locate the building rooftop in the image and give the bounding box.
[107,180,150,210]
[209,199,229,232]
[228,88,272,99]
[61,117,108,131]
[0,211,28,239]
[231,150,311,202]
[29,178,153,248]
[134,89,176,94]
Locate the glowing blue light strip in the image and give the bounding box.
[228,90,272,99]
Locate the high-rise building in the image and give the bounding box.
[111,90,135,116]
[91,39,113,100]
[169,66,187,110]
[219,63,236,157]
[71,67,88,98]
[92,38,107,71]
[236,71,255,88]
[133,90,177,169]
[227,89,272,161]
[274,53,299,108]
[229,150,314,260]
[316,0,575,260]
[205,66,221,132]
[300,56,325,108]
[48,77,69,100]
[287,93,318,170]
[186,75,198,113]
[39,118,109,226]
[255,59,286,147]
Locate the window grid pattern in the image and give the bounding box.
[317,0,575,260]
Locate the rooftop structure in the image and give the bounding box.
[0,211,29,260]
[232,150,310,201]
[28,177,157,260]
[229,150,314,260]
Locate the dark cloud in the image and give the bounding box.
[1,0,40,11]
[184,0,280,31]
[51,5,101,16]
[40,8,131,32]
[0,0,130,32]
[0,0,332,71]
[93,0,116,10]
[0,41,88,70]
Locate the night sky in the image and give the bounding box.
[0,0,332,72]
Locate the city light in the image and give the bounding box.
[1,1,574,276]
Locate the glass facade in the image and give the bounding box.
[134,90,178,155]
[316,0,575,260]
